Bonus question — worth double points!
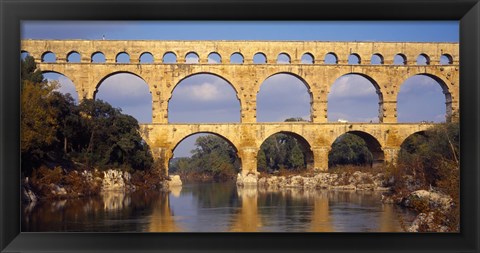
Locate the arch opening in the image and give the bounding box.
[94,72,152,123]
[253,53,267,64]
[230,53,244,64]
[21,51,30,60]
[140,52,154,63]
[116,52,130,63]
[256,73,312,122]
[277,53,291,64]
[301,53,314,64]
[394,54,407,65]
[185,52,199,63]
[42,71,79,104]
[169,132,241,181]
[67,51,81,63]
[397,74,452,123]
[348,54,361,64]
[168,73,240,123]
[257,131,313,173]
[329,131,384,169]
[208,52,221,64]
[42,51,56,63]
[91,52,106,63]
[163,52,177,63]
[371,54,384,65]
[440,54,453,65]
[328,74,383,123]
[416,54,430,65]
[324,53,338,64]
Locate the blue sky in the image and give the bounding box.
[22,21,458,157]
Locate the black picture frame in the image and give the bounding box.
[1,0,479,252]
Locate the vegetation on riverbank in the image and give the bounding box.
[21,56,163,201]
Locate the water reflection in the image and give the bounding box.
[22,183,414,232]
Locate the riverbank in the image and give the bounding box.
[22,166,182,204]
[236,168,458,232]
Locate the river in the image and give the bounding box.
[22,182,416,232]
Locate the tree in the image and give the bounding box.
[328,133,373,167]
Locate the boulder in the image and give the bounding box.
[402,190,453,212]
[236,173,258,187]
[407,212,449,232]
[168,175,183,187]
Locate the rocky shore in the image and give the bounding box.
[236,171,456,232]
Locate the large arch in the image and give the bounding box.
[94,72,153,123]
[329,130,385,168]
[256,72,313,122]
[257,131,314,171]
[327,73,384,123]
[168,73,241,123]
[397,73,452,123]
[41,70,80,103]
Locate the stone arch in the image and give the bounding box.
[396,73,453,122]
[230,52,244,64]
[253,52,267,64]
[394,53,407,65]
[348,53,361,64]
[91,51,106,63]
[324,52,338,64]
[41,51,56,62]
[207,52,222,64]
[163,52,177,63]
[66,51,81,63]
[256,72,313,122]
[94,71,153,98]
[139,52,154,63]
[41,70,80,102]
[185,52,199,63]
[170,131,240,155]
[440,54,453,65]
[21,50,31,60]
[327,73,384,122]
[170,71,240,99]
[116,52,130,63]
[330,130,385,167]
[371,53,384,64]
[277,53,291,64]
[399,130,428,149]
[416,53,430,65]
[258,131,314,170]
[301,53,314,64]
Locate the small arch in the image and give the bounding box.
[277,53,291,64]
[91,52,106,63]
[348,53,361,64]
[66,51,81,63]
[301,53,314,64]
[329,131,384,168]
[394,54,407,65]
[416,54,430,65]
[207,52,221,64]
[139,52,154,64]
[230,52,244,64]
[370,53,384,65]
[41,51,56,63]
[253,53,267,64]
[20,51,30,60]
[185,52,199,64]
[163,52,177,63]
[440,54,453,65]
[116,52,130,63]
[258,131,314,172]
[324,52,338,64]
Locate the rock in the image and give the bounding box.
[22,187,37,203]
[102,169,132,192]
[403,190,453,212]
[258,177,267,186]
[236,173,258,187]
[168,175,183,187]
[49,183,67,196]
[407,212,449,232]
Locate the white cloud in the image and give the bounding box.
[328,75,376,99]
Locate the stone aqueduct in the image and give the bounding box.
[21,40,459,175]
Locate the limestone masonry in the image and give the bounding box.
[21,40,459,174]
